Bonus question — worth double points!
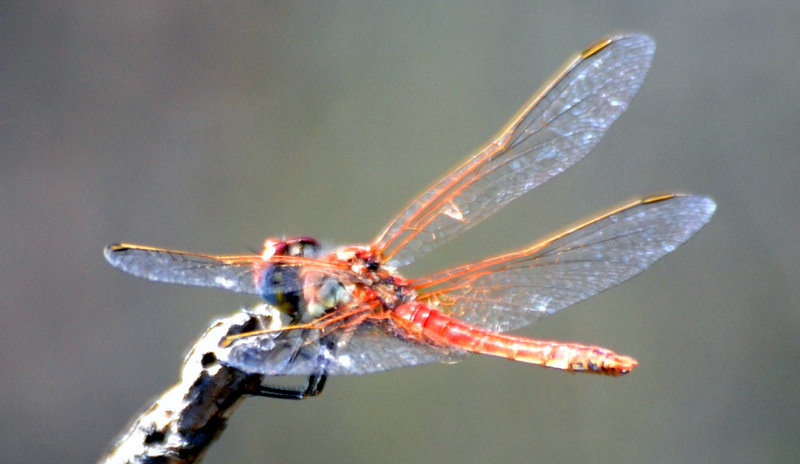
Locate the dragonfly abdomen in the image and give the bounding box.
[393,303,637,376]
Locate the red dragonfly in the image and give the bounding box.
[105,34,715,399]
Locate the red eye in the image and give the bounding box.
[286,237,319,257]
[292,236,319,247]
[263,240,287,257]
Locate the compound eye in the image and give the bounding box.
[294,236,318,246]
[262,239,288,258]
[287,237,319,257]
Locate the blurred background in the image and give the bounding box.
[2,2,799,463]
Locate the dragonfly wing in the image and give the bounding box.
[224,319,465,376]
[373,34,656,267]
[413,195,716,333]
[323,320,466,375]
[104,244,262,294]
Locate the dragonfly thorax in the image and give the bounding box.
[325,246,417,313]
[256,240,415,324]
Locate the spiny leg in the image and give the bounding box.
[250,371,327,400]
[249,333,335,400]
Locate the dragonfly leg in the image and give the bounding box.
[250,371,327,400]
[250,333,333,400]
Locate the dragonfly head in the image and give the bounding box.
[257,237,321,317]
[261,236,320,260]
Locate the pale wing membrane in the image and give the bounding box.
[225,320,465,376]
[104,244,263,294]
[323,322,466,374]
[414,195,716,333]
[374,34,655,267]
[104,244,352,295]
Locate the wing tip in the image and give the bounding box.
[584,33,655,60]
[605,32,656,54]
[695,195,718,218]
[103,243,126,264]
[643,193,717,224]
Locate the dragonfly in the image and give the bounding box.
[105,34,715,399]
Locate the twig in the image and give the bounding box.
[98,311,265,464]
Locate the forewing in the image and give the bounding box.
[104,244,263,294]
[373,34,656,267]
[105,244,354,296]
[224,319,465,376]
[413,195,716,333]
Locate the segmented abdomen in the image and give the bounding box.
[393,303,637,376]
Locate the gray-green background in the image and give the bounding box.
[3,2,798,463]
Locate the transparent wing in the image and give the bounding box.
[412,195,716,333]
[104,244,262,294]
[104,244,346,295]
[372,34,655,267]
[224,319,466,376]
